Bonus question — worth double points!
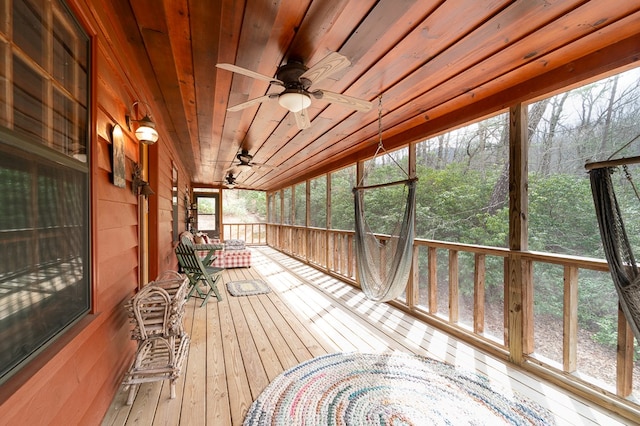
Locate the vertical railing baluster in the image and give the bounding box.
[563,265,578,373]
[428,247,437,314]
[474,253,485,334]
[449,250,459,323]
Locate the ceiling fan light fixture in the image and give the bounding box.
[237,151,253,163]
[278,90,311,112]
[236,163,252,172]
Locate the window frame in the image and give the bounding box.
[0,0,91,384]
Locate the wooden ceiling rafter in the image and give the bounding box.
[368,2,640,143]
[208,0,244,181]
[188,0,224,180]
[164,0,201,170]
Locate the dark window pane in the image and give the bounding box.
[0,142,90,381]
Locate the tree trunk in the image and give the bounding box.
[540,92,569,175]
[599,74,619,155]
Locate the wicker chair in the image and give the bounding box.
[122,279,190,405]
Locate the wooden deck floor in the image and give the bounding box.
[102,246,631,426]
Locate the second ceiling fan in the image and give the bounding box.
[226,149,274,173]
[217,52,372,129]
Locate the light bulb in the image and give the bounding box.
[278,91,311,112]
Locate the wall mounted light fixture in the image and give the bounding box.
[132,163,154,197]
[126,101,159,145]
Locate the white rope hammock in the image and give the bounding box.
[353,96,417,302]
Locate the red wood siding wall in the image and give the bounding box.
[0,0,189,423]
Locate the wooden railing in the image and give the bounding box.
[222,223,267,245]
[0,226,82,278]
[267,223,640,419]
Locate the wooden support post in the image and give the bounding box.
[306,180,311,262]
[616,306,634,397]
[326,175,332,273]
[508,103,529,364]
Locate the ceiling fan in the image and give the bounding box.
[225,149,274,173]
[216,52,372,129]
[220,172,258,190]
[224,173,238,188]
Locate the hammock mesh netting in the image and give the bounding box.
[353,180,416,302]
[590,167,640,343]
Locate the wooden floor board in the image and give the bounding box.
[179,296,207,424]
[205,300,231,426]
[238,295,284,381]
[216,296,252,425]
[102,246,632,426]
[263,291,330,357]
[227,291,270,399]
[246,295,302,369]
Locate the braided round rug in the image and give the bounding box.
[243,352,555,425]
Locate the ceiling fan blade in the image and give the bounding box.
[216,63,283,85]
[316,90,372,112]
[299,52,351,86]
[294,109,311,129]
[227,95,275,112]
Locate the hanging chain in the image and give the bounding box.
[623,165,640,202]
[357,95,410,188]
[370,95,385,160]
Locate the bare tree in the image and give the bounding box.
[487,102,548,214]
[539,92,569,175]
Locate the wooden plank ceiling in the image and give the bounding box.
[109,0,640,191]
